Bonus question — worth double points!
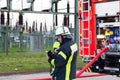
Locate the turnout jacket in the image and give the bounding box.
[48,39,78,80]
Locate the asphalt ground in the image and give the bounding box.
[0,72,120,80]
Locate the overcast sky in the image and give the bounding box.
[0,0,75,30]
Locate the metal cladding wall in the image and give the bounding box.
[95,1,119,17]
[30,33,43,51]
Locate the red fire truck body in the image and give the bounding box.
[78,0,96,59]
[78,0,120,76]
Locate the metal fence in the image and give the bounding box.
[0,25,55,53]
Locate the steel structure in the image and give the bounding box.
[0,0,78,53]
[0,9,75,15]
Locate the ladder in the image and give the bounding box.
[81,0,91,62]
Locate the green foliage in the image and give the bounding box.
[76,55,86,69]
[0,52,49,73]
[0,45,85,74]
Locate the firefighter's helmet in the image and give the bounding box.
[55,26,72,39]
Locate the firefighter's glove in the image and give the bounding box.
[47,50,53,58]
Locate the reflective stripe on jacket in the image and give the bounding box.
[49,40,78,80]
[53,41,60,49]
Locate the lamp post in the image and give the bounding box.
[4,0,12,55]
[18,12,24,52]
[74,0,78,44]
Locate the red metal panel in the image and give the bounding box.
[94,0,116,2]
[79,0,96,58]
[89,0,96,57]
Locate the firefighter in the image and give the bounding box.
[47,26,78,80]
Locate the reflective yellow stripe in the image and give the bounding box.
[86,69,89,72]
[58,51,67,60]
[88,68,92,72]
[66,53,73,80]
[51,59,55,67]
[70,43,78,53]
[65,43,78,80]
[51,67,55,74]
[53,41,60,49]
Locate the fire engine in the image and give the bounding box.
[78,0,120,76]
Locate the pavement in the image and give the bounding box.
[0,72,120,80]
